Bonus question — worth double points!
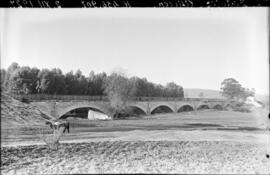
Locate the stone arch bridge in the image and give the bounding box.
[20,95,228,119]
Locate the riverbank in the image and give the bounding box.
[1,140,270,174]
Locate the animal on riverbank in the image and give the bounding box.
[45,120,70,133]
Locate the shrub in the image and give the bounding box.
[113,112,129,119]
[38,127,65,150]
[20,97,30,104]
[233,106,251,113]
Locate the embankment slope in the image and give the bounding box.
[1,92,52,129]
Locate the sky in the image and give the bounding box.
[0,8,269,95]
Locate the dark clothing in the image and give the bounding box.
[45,120,70,133]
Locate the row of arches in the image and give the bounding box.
[60,104,225,119]
[149,104,223,115]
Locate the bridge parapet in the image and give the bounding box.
[10,94,107,102]
[10,94,226,103]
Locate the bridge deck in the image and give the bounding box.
[9,94,225,102]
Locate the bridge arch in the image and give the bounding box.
[224,103,233,111]
[197,104,210,110]
[212,104,223,110]
[58,103,108,119]
[151,105,174,114]
[177,104,194,112]
[126,105,147,116]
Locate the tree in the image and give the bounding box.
[133,77,149,97]
[91,72,107,96]
[239,88,255,101]
[1,69,6,91]
[154,84,165,97]
[50,68,66,94]
[104,72,136,118]
[77,75,88,95]
[71,69,88,95]
[4,62,20,90]
[29,67,40,94]
[5,66,41,94]
[220,78,243,100]
[2,62,186,98]
[36,69,52,94]
[8,66,33,94]
[220,78,255,101]
[64,71,76,95]
[36,68,66,94]
[165,82,184,98]
[87,70,95,95]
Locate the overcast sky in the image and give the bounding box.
[0,8,269,95]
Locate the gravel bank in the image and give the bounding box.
[1,141,270,174]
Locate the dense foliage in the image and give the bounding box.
[104,73,137,116]
[0,62,184,98]
[220,78,255,101]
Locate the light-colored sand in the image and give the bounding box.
[1,141,270,174]
[2,129,270,147]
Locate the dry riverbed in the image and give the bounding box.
[1,141,270,174]
[1,110,270,174]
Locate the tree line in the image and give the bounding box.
[220,78,255,102]
[0,62,255,102]
[0,62,184,98]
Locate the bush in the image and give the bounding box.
[20,97,30,104]
[233,106,251,113]
[113,112,130,119]
[38,127,65,150]
[225,101,252,113]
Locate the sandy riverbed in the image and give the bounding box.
[1,140,270,174]
[1,110,269,174]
